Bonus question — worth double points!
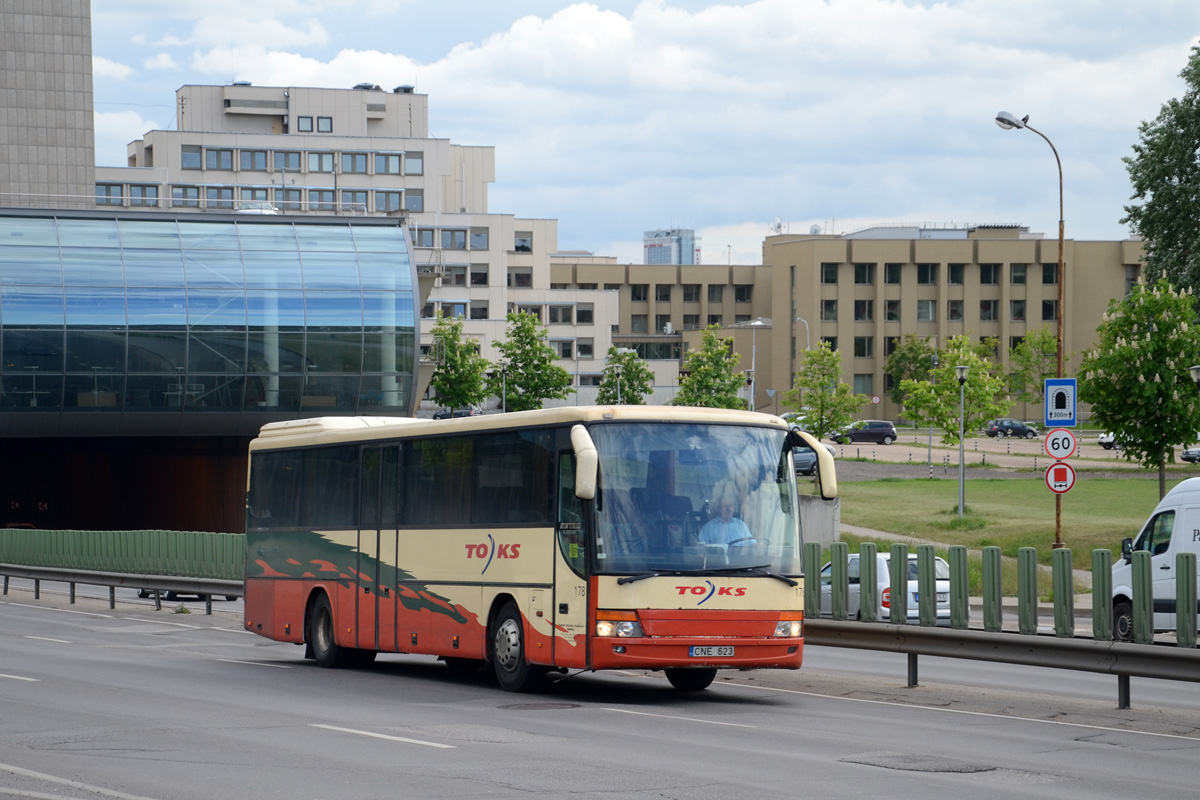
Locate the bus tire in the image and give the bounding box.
[491,601,546,692]
[310,593,353,669]
[665,668,717,691]
[1113,600,1133,642]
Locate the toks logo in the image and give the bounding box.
[675,581,746,605]
[465,533,521,574]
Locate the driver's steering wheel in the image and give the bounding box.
[727,537,757,547]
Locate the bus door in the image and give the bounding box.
[553,452,589,669]
[359,445,399,652]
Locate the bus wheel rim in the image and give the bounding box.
[495,618,522,670]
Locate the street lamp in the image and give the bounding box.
[499,365,507,413]
[795,316,810,351]
[997,111,1066,547]
[745,317,767,412]
[956,365,969,519]
[927,352,939,466]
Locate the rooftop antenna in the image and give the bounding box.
[772,216,782,234]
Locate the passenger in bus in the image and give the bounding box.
[699,488,755,547]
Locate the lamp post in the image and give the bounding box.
[795,316,810,351]
[997,111,1066,547]
[500,365,507,414]
[956,365,969,519]
[927,352,939,466]
[744,317,766,412]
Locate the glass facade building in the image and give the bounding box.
[0,210,417,436]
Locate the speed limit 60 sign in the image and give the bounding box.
[1044,428,1077,460]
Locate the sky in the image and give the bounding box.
[89,0,1200,265]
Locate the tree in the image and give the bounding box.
[899,335,1010,445]
[485,312,573,412]
[672,326,745,409]
[596,347,654,405]
[1123,45,1200,292]
[1007,325,1060,405]
[782,341,867,441]
[1079,279,1200,498]
[428,311,489,412]
[884,334,937,407]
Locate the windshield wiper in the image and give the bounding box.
[616,564,797,586]
[722,565,799,586]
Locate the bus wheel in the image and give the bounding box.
[665,668,717,691]
[491,602,546,692]
[310,593,353,669]
[1113,600,1133,642]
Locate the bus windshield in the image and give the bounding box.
[589,422,801,576]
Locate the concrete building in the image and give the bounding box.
[644,228,700,265]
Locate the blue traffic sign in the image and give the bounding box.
[1044,378,1077,428]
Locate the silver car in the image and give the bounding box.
[818,552,951,624]
[794,441,836,476]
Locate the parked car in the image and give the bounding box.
[1098,432,1124,450]
[830,420,898,445]
[818,552,951,625]
[234,200,279,215]
[432,407,480,420]
[1182,446,1200,464]
[985,418,1038,439]
[793,441,836,476]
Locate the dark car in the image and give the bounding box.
[1182,446,1200,464]
[985,418,1038,439]
[432,408,480,420]
[830,420,898,445]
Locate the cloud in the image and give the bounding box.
[93,56,134,80]
[143,53,179,71]
[94,111,162,167]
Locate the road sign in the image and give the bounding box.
[871,395,881,405]
[1044,378,1077,428]
[1045,462,1076,494]
[1044,428,1077,460]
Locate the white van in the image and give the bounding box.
[1112,477,1200,640]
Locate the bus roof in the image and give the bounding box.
[250,406,788,451]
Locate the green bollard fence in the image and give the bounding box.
[949,545,969,629]
[830,541,849,621]
[982,546,1002,632]
[1017,547,1038,635]
[859,542,878,623]
[917,544,936,627]
[1092,549,1113,642]
[804,541,822,622]
[1132,550,1153,645]
[1052,548,1074,638]
[889,543,908,624]
[1177,552,1197,649]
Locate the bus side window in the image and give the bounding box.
[558,453,586,574]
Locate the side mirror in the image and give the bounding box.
[1121,537,1133,563]
[790,429,837,500]
[570,424,597,501]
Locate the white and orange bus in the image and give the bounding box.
[243,406,836,691]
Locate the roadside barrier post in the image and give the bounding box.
[917,544,936,627]
[830,541,849,621]
[1018,547,1038,635]
[983,546,1002,632]
[1132,551,1153,645]
[949,545,969,629]
[889,543,908,624]
[1177,552,1197,649]
[1052,548,1074,638]
[1091,549,1112,642]
[858,542,878,623]
[804,542,822,620]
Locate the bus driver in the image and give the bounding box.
[699,489,755,547]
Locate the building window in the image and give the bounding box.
[631,314,648,333]
[376,191,402,212]
[980,263,999,285]
[95,184,122,205]
[884,335,899,356]
[854,336,874,358]
[884,373,895,393]
[605,284,621,291]
[1042,262,1058,284]
[444,266,467,286]
[514,232,532,252]
[241,188,269,204]
[310,190,334,211]
[980,299,998,321]
[683,314,700,330]
[442,302,467,319]
[276,187,301,212]
[470,228,489,250]
[508,268,532,288]
[885,299,900,321]
[274,151,301,171]
[548,341,572,360]
[854,374,874,395]
[1010,336,1024,350]
[917,263,937,285]
[470,266,488,286]
[442,229,467,250]
[734,284,752,302]
[375,153,401,174]
[341,153,368,173]
[405,152,424,175]
[470,302,488,320]
[317,116,333,133]
[1042,299,1058,321]
[205,187,234,209]
[1010,300,1026,321]
[181,145,201,170]
[404,189,424,212]
[308,152,334,173]
[821,299,837,321]
[734,314,751,324]
[205,149,233,170]
[171,186,199,207]
[341,190,367,212]
[854,299,873,321]
[822,336,838,351]
[708,314,723,326]
[297,116,313,132]
[884,263,901,284]
[549,306,573,324]
[707,285,724,303]
[518,305,542,321]
[948,299,963,321]
[421,303,434,319]
[948,263,964,285]
[129,185,157,206]
[854,263,875,284]
[656,314,672,332]
[683,284,700,302]
[917,299,936,322]
[656,285,671,302]
[630,284,649,302]
[414,228,435,248]
[1011,263,1027,285]
[576,305,593,324]
[821,263,839,284]
[578,339,594,359]
[239,150,267,171]
[578,283,597,290]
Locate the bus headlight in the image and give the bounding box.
[596,620,644,638]
[775,620,802,637]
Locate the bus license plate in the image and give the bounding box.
[690,646,734,657]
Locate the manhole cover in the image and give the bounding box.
[497,703,580,711]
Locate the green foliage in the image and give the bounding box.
[597,347,654,405]
[672,326,745,409]
[1007,325,1060,404]
[782,341,867,439]
[486,312,574,412]
[899,335,1010,445]
[883,333,936,407]
[1078,279,1200,496]
[1123,45,1200,292]
[429,311,489,412]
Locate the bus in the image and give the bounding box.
[243,406,836,692]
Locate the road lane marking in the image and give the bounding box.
[0,600,112,619]
[311,723,455,748]
[723,681,1200,742]
[0,762,158,800]
[604,708,755,728]
[0,674,38,682]
[24,636,71,644]
[215,658,291,669]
